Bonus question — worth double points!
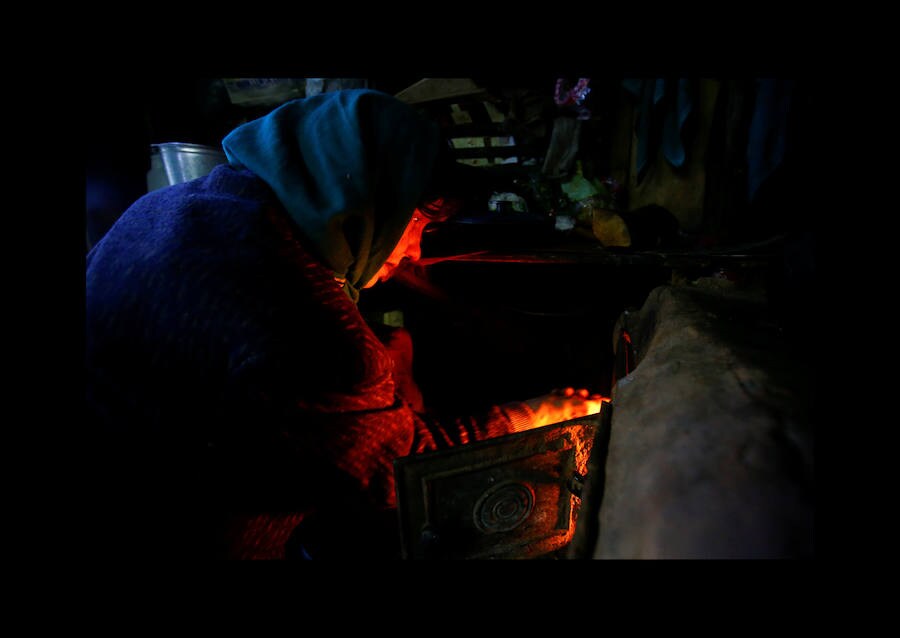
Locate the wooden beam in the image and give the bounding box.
[395,78,486,104]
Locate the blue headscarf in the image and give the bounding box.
[222,89,441,301]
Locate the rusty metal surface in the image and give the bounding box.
[394,414,601,559]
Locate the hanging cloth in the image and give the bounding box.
[623,78,696,184]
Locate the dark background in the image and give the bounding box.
[84,76,815,413]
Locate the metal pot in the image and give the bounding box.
[146,142,227,192]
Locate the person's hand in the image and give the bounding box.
[523,387,607,429]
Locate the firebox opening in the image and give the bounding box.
[358,259,670,415]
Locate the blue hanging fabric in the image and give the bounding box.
[623,78,696,183]
[746,79,794,202]
[662,79,694,168]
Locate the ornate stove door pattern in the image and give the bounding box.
[394,414,602,559]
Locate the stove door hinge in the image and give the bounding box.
[568,471,586,499]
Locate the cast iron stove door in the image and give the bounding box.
[394,414,600,559]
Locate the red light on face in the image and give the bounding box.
[364,210,430,289]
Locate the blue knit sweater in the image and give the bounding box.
[85,164,529,558]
